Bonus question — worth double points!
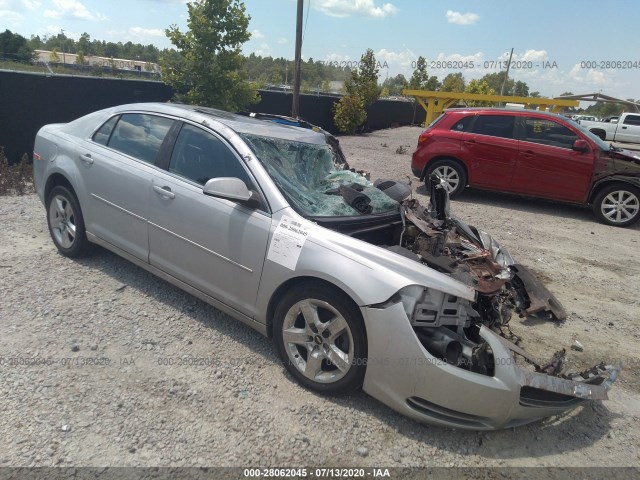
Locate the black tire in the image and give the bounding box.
[273,282,367,395]
[426,159,467,198]
[592,183,640,227]
[46,185,92,257]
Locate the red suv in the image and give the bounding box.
[411,108,640,227]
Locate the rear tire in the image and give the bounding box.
[46,186,92,257]
[426,159,467,198]
[592,183,640,227]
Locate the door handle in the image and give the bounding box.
[621,126,628,129]
[153,185,175,199]
[79,153,94,164]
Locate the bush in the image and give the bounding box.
[333,95,366,134]
[0,149,34,196]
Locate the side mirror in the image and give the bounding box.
[572,139,589,153]
[203,177,261,208]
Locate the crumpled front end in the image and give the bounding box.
[360,174,620,430]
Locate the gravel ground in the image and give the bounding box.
[1,126,639,469]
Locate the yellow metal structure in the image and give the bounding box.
[402,89,580,126]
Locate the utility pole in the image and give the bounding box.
[499,47,514,98]
[60,29,66,65]
[291,0,303,118]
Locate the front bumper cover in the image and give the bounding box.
[361,302,620,430]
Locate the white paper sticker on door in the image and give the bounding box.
[266,215,311,270]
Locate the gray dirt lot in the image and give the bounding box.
[0,126,639,468]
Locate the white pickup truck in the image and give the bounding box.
[579,112,640,143]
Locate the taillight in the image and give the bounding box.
[33,152,42,161]
[418,131,433,144]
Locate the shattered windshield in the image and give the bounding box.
[240,133,399,217]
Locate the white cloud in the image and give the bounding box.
[446,10,479,25]
[324,52,350,62]
[277,37,288,44]
[0,9,23,21]
[252,29,265,40]
[314,0,398,18]
[21,0,41,10]
[47,0,107,21]
[129,27,164,38]
[376,48,416,70]
[255,42,271,57]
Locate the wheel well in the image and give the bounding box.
[45,173,75,201]
[589,128,606,138]
[265,277,361,338]
[589,180,640,204]
[423,156,468,182]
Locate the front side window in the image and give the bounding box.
[470,115,515,139]
[107,113,174,164]
[523,118,578,149]
[168,124,252,186]
[240,133,398,217]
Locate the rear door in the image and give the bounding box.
[147,122,271,317]
[461,114,519,189]
[512,116,594,202]
[614,114,640,143]
[80,113,176,261]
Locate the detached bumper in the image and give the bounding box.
[361,303,619,430]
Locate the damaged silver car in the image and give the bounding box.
[33,103,619,430]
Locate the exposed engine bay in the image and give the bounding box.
[321,173,619,398]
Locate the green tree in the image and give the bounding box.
[381,74,408,96]
[513,80,529,97]
[345,48,380,108]
[333,95,366,134]
[479,71,514,95]
[160,0,259,110]
[464,79,496,106]
[408,56,428,90]
[0,29,35,63]
[75,51,86,65]
[440,72,465,92]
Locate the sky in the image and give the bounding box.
[2,0,640,101]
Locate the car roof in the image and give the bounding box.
[109,102,327,145]
[443,107,571,121]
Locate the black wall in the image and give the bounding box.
[252,89,425,134]
[0,71,425,164]
[0,71,173,163]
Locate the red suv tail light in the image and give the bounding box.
[418,131,433,145]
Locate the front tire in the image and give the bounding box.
[593,183,640,227]
[47,185,92,257]
[426,159,467,198]
[273,282,367,395]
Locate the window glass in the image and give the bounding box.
[523,118,578,149]
[107,113,174,164]
[450,115,474,132]
[92,116,119,146]
[169,124,252,186]
[623,114,640,126]
[470,115,515,139]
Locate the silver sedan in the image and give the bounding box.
[33,103,619,430]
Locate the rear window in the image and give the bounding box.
[450,115,474,132]
[623,114,640,126]
[107,114,174,164]
[470,115,515,139]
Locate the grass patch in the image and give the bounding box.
[0,148,34,196]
